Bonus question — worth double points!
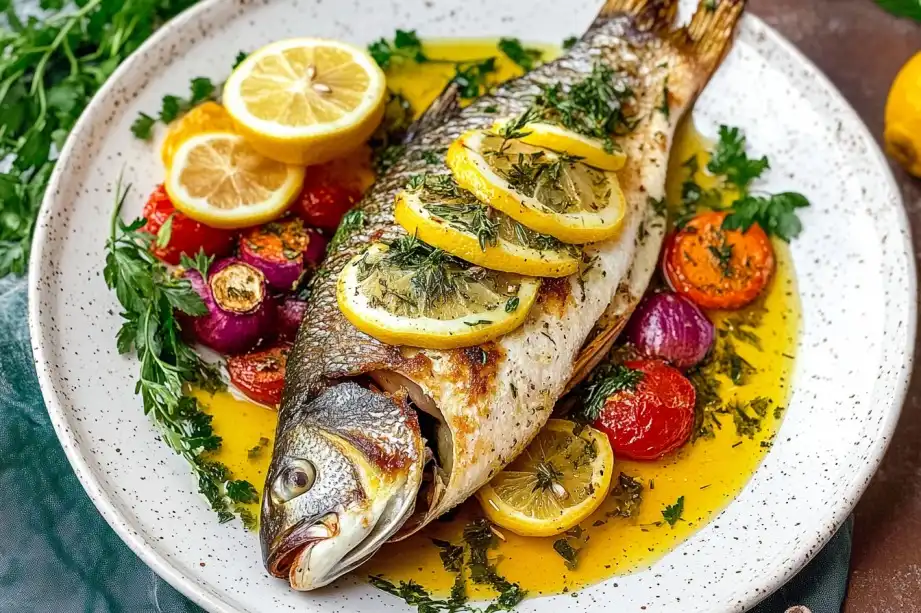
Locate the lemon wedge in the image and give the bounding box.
[160,102,236,168]
[165,131,305,229]
[223,38,387,166]
[477,419,614,537]
[337,239,539,349]
[394,174,581,278]
[493,120,626,171]
[447,130,626,244]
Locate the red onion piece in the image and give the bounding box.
[181,258,274,355]
[278,297,307,340]
[625,292,714,370]
[240,219,326,291]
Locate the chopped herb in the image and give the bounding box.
[552,538,580,570]
[452,57,498,99]
[649,196,668,217]
[328,209,366,252]
[708,233,734,278]
[608,473,644,518]
[433,539,465,573]
[233,50,249,68]
[562,36,579,50]
[703,0,718,10]
[416,175,498,250]
[421,150,441,164]
[464,319,493,327]
[369,576,469,613]
[505,297,520,312]
[534,460,564,492]
[368,29,427,69]
[237,507,257,530]
[661,496,685,527]
[179,249,215,279]
[575,363,644,422]
[131,113,157,140]
[657,77,670,118]
[731,396,772,438]
[484,105,499,113]
[498,38,543,72]
[247,437,270,459]
[104,180,253,526]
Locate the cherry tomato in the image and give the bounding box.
[293,154,372,231]
[227,343,290,407]
[142,185,235,265]
[593,359,695,461]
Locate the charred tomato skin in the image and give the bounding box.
[228,343,291,406]
[142,185,235,264]
[593,359,695,461]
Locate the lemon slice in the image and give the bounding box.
[165,131,305,229]
[337,239,540,349]
[161,102,236,168]
[493,120,626,171]
[447,130,626,244]
[223,38,387,165]
[394,174,581,278]
[477,419,614,537]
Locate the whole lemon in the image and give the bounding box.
[885,51,921,177]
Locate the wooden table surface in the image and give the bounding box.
[745,1,921,610]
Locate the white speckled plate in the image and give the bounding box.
[28,0,915,612]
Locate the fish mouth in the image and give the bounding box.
[267,513,340,580]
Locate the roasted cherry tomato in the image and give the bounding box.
[593,359,695,461]
[663,211,774,310]
[142,185,235,265]
[293,153,373,231]
[227,343,290,407]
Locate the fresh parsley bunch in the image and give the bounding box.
[0,0,200,277]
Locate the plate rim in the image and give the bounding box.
[27,2,917,612]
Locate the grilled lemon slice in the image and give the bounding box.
[493,120,626,171]
[394,174,580,278]
[447,130,626,244]
[337,239,540,349]
[476,419,614,537]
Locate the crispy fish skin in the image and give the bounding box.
[264,0,746,589]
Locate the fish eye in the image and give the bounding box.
[272,459,317,503]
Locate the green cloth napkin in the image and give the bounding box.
[1,275,850,612]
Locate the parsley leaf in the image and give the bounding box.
[562,36,579,50]
[552,538,580,570]
[722,192,810,241]
[105,179,255,528]
[497,38,543,72]
[131,113,157,140]
[368,29,428,69]
[179,249,215,279]
[233,50,249,68]
[137,76,219,137]
[661,496,685,527]
[452,57,498,99]
[875,0,921,20]
[707,125,770,191]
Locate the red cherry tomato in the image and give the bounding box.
[593,359,695,461]
[227,343,290,407]
[142,185,236,265]
[293,158,367,232]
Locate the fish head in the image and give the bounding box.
[261,381,425,590]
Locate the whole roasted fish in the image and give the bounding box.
[261,0,745,590]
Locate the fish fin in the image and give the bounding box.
[673,0,746,74]
[594,0,679,33]
[403,82,462,143]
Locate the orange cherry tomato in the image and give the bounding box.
[593,360,695,461]
[663,211,775,310]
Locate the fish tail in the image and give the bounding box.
[673,0,747,73]
[595,0,679,33]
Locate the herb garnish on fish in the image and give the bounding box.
[104,180,256,526]
[575,364,644,422]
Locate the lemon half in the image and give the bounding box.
[447,130,626,244]
[165,131,305,229]
[223,38,387,165]
[477,419,614,537]
[337,241,539,349]
[394,175,580,278]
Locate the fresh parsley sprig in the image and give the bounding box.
[497,38,543,72]
[875,0,921,20]
[368,29,428,69]
[0,0,200,278]
[104,179,257,527]
[131,76,218,139]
